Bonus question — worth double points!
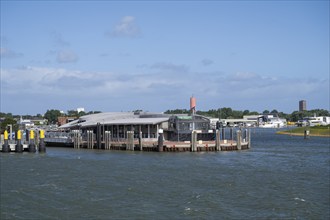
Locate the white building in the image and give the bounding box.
[77,108,85,113]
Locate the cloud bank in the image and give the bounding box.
[1,64,328,114]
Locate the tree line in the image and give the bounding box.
[1,108,329,132]
[164,108,330,122]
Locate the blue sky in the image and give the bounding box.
[1,1,329,115]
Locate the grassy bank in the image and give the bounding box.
[277,125,330,137]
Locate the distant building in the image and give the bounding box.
[18,119,34,129]
[57,116,77,126]
[77,107,85,113]
[299,100,307,111]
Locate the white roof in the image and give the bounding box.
[60,112,170,129]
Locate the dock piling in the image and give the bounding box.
[139,131,143,151]
[16,130,23,153]
[28,130,36,153]
[158,131,164,152]
[104,131,111,150]
[2,130,10,152]
[127,131,134,151]
[304,129,310,139]
[39,130,46,153]
[237,130,242,150]
[97,123,102,149]
[191,131,197,152]
[216,129,221,151]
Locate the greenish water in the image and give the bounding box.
[1,129,329,219]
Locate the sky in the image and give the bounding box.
[1,0,329,115]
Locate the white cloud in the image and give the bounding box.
[56,50,79,63]
[107,16,140,38]
[1,65,328,114]
[0,66,184,97]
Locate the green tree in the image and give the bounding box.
[67,110,78,117]
[263,110,270,114]
[220,107,233,119]
[0,117,18,133]
[270,109,278,114]
[44,109,62,125]
[243,110,250,115]
[78,111,86,117]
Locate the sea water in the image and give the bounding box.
[1,129,329,219]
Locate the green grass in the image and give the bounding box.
[277,125,330,137]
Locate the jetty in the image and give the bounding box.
[44,127,251,152]
[0,130,46,153]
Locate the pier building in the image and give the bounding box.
[58,111,212,142]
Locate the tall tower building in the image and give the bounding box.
[190,96,196,115]
[299,100,306,111]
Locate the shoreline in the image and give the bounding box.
[276,131,330,138]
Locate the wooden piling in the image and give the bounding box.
[104,131,111,150]
[158,132,164,152]
[191,131,197,152]
[237,130,242,150]
[248,129,251,149]
[139,131,143,151]
[216,129,221,151]
[97,123,102,149]
[127,131,134,151]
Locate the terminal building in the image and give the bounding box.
[59,97,213,141]
[59,112,212,141]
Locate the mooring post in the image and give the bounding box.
[248,129,251,149]
[191,131,197,152]
[127,131,134,151]
[39,129,46,153]
[139,131,143,151]
[28,130,36,153]
[216,129,221,151]
[90,130,94,149]
[16,130,23,152]
[230,128,233,143]
[2,130,10,152]
[221,127,225,141]
[244,129,248,142]
[158,130,164,152]
[237,130,242,150]
[104,131,111,150]
[304,128,310,139]
[97,123,102,149]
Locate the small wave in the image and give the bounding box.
[294,197,306,202]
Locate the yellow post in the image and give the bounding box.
[17,130,21,140]
[4,130,8,140]
[30,130,34,140]
[40,130,45,139]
